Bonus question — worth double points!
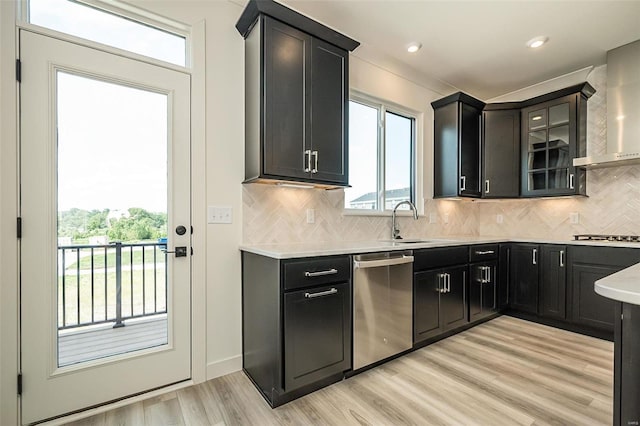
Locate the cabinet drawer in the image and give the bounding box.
[414,247,468,271]
[283,256,351,290]
[469,244,499,262]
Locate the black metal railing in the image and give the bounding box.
[57,241,167,330]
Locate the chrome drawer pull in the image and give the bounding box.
[305,288,337,298]
[304,268,338,277]
[304,149,312,172]
[475,250,495,255]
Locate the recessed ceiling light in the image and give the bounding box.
[532,115,543,121]
[407,42,422,53]
[526,36,549,49]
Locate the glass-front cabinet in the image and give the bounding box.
[521,91,588,197]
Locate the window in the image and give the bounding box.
[28,0,187,66]
[345,97,417,212]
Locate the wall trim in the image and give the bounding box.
[206,355,242,380]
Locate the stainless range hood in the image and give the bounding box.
[574,40,640,169]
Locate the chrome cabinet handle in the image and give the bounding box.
[304,288,337,298]
[305,268,338,277]
[481,266,487,283]
[533,249,537,265]
[559,250,565,268]
[311,150,319,173]
[485,179,490,194]
[437,273,445,293]
[446,273,451,293]
[569,173,575,190]
[475,250,495,255]
[460,175,466,191]
[487,266,491,283]
[304,149,312,172]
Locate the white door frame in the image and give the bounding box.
[0,3,207,424]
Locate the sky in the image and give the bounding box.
[30,0,187,214]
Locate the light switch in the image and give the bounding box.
[570,212,580,224]
[306,209,315,224]
[496,214,504,224]
[208,205,233,224]
[429,213,437,224]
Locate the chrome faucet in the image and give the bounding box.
[391,200,419,240]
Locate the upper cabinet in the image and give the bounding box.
[237,0,359,187]
[482,106,520,198]
[520,84,593,197]
[432,93,485,198]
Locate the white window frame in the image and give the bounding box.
[344,92,424,217]
[17,0,193,71]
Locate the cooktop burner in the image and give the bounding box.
[574,234,640,242]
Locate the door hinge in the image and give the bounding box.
[16,59,21,83]
[17,374,22,395]
[190,247,194,256]
[17,217,22,239]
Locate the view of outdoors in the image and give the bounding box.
[56,71,170,365]
[345,100,414,210]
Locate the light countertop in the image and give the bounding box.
[595,263,640,306]
[240,236,640,259]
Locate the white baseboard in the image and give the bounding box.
[206,354,242,380]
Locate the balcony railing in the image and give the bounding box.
[57,241,167,330]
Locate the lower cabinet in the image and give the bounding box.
[242,252,352,407]
[469,261,498,321]
[615,302,640,426]
[509,243,540,314]
[569,246,640,333]
[539,245,567,319]
[414,247,469,345]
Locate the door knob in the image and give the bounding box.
[175,225,187,235]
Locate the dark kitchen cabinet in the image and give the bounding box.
[482,107,520,198]
[568,246,640,334]
[469,245,499,321]
[520,83,593,197]
[509,244,539,314]
[614,302,640,426]
[498,244,511,310]
[539,245,567,320]
[239,4,359,187]
[414,247,468,344]
[432,93,485,198]
[242,252,352,407]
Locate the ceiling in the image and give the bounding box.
[274,0,640,100]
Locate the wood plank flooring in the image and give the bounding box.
[64,316,613,426]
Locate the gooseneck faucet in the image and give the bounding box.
[391,200,419,240]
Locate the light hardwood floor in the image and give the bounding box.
[65,316,613,426]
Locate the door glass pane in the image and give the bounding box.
[345,101,378,210]
[549,168,569,189]
[384,111,413,210]
[549,125,570,147]
[528,130,547,150]
[549,147,570,168]
[528,171,546,191]
[56,71,169,367]
[30,0,186,66]
[529,151,547,170]
[549,103,569,126]
[528,109,547,130]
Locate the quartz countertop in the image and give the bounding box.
[240,236,640,259]
[595,263,640,306]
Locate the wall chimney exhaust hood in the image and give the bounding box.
[574,40,640,169]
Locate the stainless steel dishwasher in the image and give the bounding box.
[353,251,414,370]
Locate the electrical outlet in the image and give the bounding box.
[570,212,580,224]
[306,209,315,224]
[208,205,233,224]
[429,213,437,224]
[496,214,504,224]
[443,213,449,224]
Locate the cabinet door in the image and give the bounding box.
[570,264,619,332]
[521,95,578,197]
[469,264,483,322]
[263,17,311,180]
[414,270,443,343]
[498,244,510,310]
[509,244,539,314]
[482,261,498,315]
[283,282,351,391]
[309,38,348,185]
[433,102,460,198]
[483,109,520,198]
[442,265,468,331]
[539,245,567,319]
[459,103,482,197]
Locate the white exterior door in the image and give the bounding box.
[20,30,191,424]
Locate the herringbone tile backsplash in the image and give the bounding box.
[243,65,640,244]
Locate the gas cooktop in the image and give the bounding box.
[574,234,640,242]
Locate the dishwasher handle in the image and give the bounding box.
[354,255,414,269]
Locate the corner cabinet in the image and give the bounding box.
[432,93,485,198]
[239,3,359,187]
[482,107,520,198]
[520,84,594,197]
